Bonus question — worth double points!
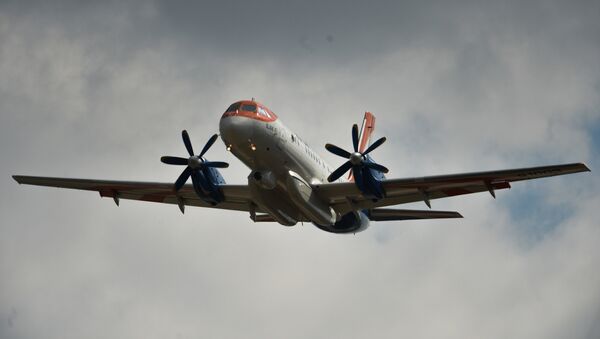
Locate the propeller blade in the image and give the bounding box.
[364,162,389,173]
[182,130,194,156]
[327,161,353,182]
[362,137,387,156]
[174,167,192,191]
[161,156,188,165]
[325,143,352,158]
[203,161,229,168]
[352,124,359,152]
[199,134,219,158]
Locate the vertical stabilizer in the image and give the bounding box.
[349,112,376,181]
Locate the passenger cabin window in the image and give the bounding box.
[241,104,257,112]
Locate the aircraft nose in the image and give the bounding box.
[219,115,254,150]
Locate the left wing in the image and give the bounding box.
[12,176,257,213]
[314,163,590,214]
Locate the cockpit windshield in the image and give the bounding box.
[240,104,257,112]
[221,100,277,122]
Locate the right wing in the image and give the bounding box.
[12,175,259,214]
[314,162,590,214]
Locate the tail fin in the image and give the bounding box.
[349,112,376,181]
[358,112,376,153]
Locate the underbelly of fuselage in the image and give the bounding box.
[219,115,333,226]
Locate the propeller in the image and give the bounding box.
[325,124,389,182]
[161,130,229,191]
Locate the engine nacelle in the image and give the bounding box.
[191,166,226,206]
[314,211,370,234]
[352,157,386,200]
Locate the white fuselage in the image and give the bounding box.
[220,114,338,226]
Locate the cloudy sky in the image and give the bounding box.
[1,0,599,338]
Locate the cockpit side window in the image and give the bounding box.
[241,104,257,112]
[257,106,272,119]
[225,102,241,113]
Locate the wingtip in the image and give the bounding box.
[12,175,23,184]
[580,163,591,172]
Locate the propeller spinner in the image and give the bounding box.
[325,124,389,182]
[161,130,229,192]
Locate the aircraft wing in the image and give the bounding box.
[314,163,590,214]
[12,175,257,214]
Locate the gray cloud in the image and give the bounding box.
[1,1,599,338]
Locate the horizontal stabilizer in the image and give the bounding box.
[368,208,463,221]
[252,214,277,222]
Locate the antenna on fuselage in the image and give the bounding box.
[251,97,255,101]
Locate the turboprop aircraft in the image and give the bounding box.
[13,100,590,233]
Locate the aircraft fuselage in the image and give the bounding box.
[219,100,350,229]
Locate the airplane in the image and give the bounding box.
[13,99,590,233]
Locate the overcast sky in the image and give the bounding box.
[1,1,599,338]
